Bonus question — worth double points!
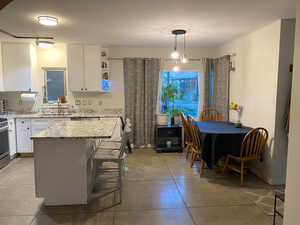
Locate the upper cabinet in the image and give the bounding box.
[67,44,85,91]
[67,44,105,92]
[1,43,37,91]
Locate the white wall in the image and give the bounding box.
[219,20,295,184]
[284,1,300,224]
[0,42,3,91]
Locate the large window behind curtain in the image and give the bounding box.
[160,71,200,118]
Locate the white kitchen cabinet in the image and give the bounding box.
[8,119,17,158]
[84,45,102,91]
[16,119,32,153]
[67,44,102,92]
[1,43,37,91]
[67,44,85,91]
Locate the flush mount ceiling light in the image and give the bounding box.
[36,40,54,48]
[38,16,58,26]
[170,29,189,67]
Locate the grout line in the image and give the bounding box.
[162,152,198,225]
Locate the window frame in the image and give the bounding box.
[159,70,201,118]
[43,67,67,103]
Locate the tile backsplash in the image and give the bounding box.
[0,91,123,114]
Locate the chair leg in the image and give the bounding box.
[222,156,229,175]
[185,145,191,159]
[200,159,205,176]
[190,152,195,168]
[240,161,245,185]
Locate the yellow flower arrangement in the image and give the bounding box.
[230,102,239,110]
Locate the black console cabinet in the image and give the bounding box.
[155,125,183,152]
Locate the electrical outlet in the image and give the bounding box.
[75,100,81,105]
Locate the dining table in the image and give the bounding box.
[196,121,252,168]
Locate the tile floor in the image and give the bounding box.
[0,149,283,225]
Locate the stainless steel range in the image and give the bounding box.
[0,118,10,169]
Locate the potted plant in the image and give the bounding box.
[161,84,184,125]
[170,108,182,125]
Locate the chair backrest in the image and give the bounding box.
[240,127,268,159]
[199,108,222,121]
[180,112,192,142]
[187,117,202,153]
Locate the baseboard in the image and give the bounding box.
[18,153,34,158]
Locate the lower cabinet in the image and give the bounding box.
[16,118,71,154]
[8,119,17,157]
[16,119,32,153]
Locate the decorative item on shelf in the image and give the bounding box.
[100,48,110,88]
[157,113,169,125]
[102,72,109,80]
[230,102,243,127]
[101,61,108,69]
[101,51,107,57]
[101,80,112,91]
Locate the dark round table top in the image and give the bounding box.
[196,121,252,134]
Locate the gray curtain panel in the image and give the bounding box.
[123,58,160,146]
[203,55,230,121]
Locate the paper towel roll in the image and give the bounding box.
[21,93,36,102]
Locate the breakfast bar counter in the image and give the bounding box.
[31,118,118,206]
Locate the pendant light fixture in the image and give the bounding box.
[173,60,180,72]
[180,32,189,64]
[171,29,188,71]
[171,33,179,59]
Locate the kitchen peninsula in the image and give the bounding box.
[31,118,118,206]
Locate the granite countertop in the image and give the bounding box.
[31,118,118,139]
[0,113,122,119]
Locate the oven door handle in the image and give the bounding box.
[0,126,8,132]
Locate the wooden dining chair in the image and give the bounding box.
[180,112,193,159]
[199,108,223,121]
[188,116,206,176]
[222,127,269,184]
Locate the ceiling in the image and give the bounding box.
[0,0,296,47]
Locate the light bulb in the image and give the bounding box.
[173,65,180,72]
[171,50,180,59]
[181,55,189,64]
